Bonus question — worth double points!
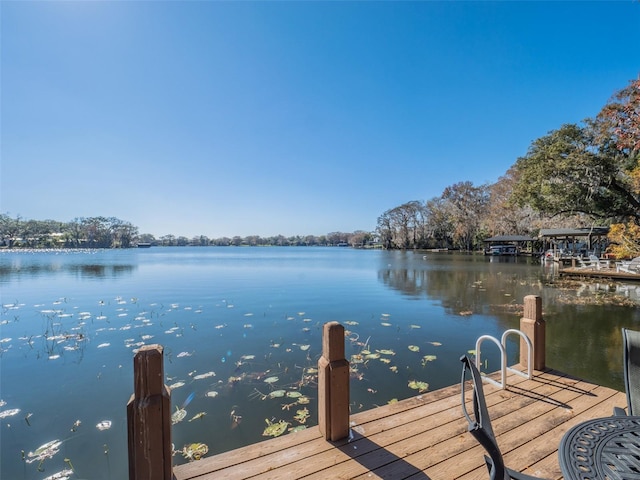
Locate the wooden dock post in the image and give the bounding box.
[318,321,350,441]
[127,344,173,480]
[520,295,545,370]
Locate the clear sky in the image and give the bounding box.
[2,1,639,239]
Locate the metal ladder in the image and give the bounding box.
[474,329,532,389]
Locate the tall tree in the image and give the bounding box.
[441,181,489,251]
[595,78,640,257]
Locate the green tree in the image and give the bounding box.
[0,213,22,247]
[512,118,639,222]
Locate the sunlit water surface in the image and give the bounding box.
[1,247,639,479]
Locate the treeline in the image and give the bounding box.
[377,78,640,256]
[0,214,375,249]
[0,216,139,249]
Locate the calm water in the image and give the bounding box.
[1,247,639,479]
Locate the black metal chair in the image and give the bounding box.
[615,328,640,416]
[460,355,546,480]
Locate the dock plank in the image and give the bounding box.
[173,367,626,480]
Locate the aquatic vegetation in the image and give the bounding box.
[96,420,112,431]
[408,380,429,393]
[171,408,187,425]
[188,412,207,422]
[376,349,395,355]
[263,376,279,384]
[180,442,209,461]
[205,391,219,398]
[193,371,216,380]
[42,468,74,480]
[262,419,289,437]
[0,408,20,419]
[408,345,420,352]
[422,355,437,365]
[269,390,286,399]
[293,407,310,424]
[26,439,62,464]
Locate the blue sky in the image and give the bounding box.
[2,1,639,239]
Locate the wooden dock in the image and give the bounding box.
[172,366,626,480]
[559,266,640,282]
[126,296,626,480]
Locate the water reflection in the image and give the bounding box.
[0,250,136,280]
[378,250,640,392]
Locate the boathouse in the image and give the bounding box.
[483,235,536,255]
[540,227,610,261]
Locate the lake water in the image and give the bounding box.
[1,247,639,479]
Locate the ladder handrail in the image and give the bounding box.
[475,335,507,389]
[475,329,533,390]
[501,328,533,380]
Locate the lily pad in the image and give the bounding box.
[171,408,187,425]
[181,442,208,461]
[408,345,420,352]
[293,407,310,424]
[408,380,429,393]
[262,419,289,437]
[269,390,286,398]
[0,408,20,419]
[264,376,279,384]
[26,439,62,464]
[188,412,207,422]
[96,420,112,431]
[376,349,396,355]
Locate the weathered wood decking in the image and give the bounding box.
[173,366,626,480]
[560,266,640,282]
